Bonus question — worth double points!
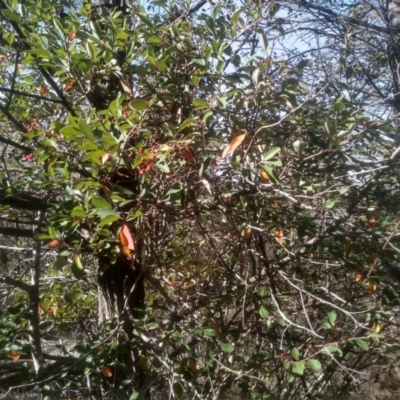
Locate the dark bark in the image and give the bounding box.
[98,254,145,325]
[0,226,34,238]
[0,192,48,211]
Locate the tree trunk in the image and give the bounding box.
[89,4,148,396]
[98,254,145,326]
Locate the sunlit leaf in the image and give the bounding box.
[120,224,135,250]
[188,359,198,373]
[64,81,74,90]
[221,145,230,159]
[48,239,59,248]
[101,153,110,165]
[243,227,252,239]
[101,365,113,377]
[274,228,284,244]
[69,30,76,41]
[10,351,20,361]
[229,134,246,154]
[120,80,132,98]
[39,82,47,97]
[71,256,84,280]
[260,170,270,182]
[372,321,381,333]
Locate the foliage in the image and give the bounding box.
[1,0,400,399]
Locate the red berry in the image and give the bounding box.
[139,148,144,154]
[139,169,145,175]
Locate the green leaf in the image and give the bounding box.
[29,49,52,58]
[130,100,149,111]
[328,310,337,326]
[193,59,206,66]
[261,164,279,184]
[96,208,120,219]
[324,120,336,136]
[259,306,269,319]
[2,9,21,22]
[199,157,211,178]
[178,117,198,132]
[283,360,291,370]
[232,8,242,26]
[155,161,170,173]
[98,214,120,227]
[292,361,304,375]
[291,348,300,360]
[71,256,84,279]
[321,346,343,357]
[199,328,214,337]
[78,119,94,141]
[353,339,369,351]
[71,206,86,217]
[53,256,68,270]
[129,391,140,400]
[263,146,281,161]
[220,342,234,353]
[147,35,163,44]
[307,359,323,374]
[259,32,268,51]
[60,125,81,138]
[92,196,110,209]
[298,81,311,93]
[193,98,209,108]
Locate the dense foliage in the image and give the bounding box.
[1,0,400,399]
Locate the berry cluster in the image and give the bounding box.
[138,144,157,175]
[27,118,39,131]
[22,153,34,161]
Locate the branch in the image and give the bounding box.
[0,103,28,134]
[0,134,33,152]
[0,275,31,292]
[0,226,34,238]
[0,87,65,104]
[293,0,389,34]
[0,193,48,211]
[5,49,20,110]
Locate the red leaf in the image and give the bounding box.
[120,224,135,251]
[64,81,74,90]
[48,239,59,248]
[183,147,195,164]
